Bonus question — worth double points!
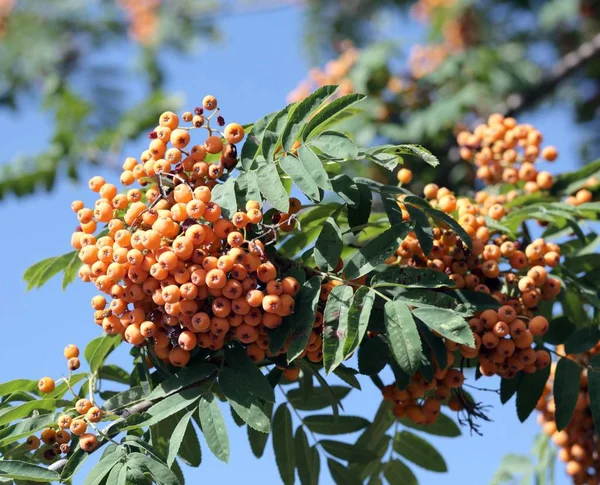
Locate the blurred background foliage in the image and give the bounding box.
[0,0,599,199]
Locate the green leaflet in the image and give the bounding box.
[384,300,422,376]
[166,409,195,466]
[323,285,354,374]
[147,363,217,400]
[287,385,352,411]
[319,440,376,463]
[272,404,295,485]
[516,365,552,422]
[210,177,238,218]
[303,415,370,435]
[297,144,332,191]
[277,276,322,362]
[553,358,581,431]
[344,286,376,357]
[0,460,61,482]
[84,334,121,374]
[224,343,275,402]
[393,430,447,472]
[295,427,320,485]
[198,394,230,463]
[344,222,413,279]
[384,459,418,485]
[412,307,475,347]
[23,251,77,291]
[219,367,270,433]
[281,85,338,150]
[280,153,321,200]
[302,93,366,141]
[256,158,290,212]
[311,130,358,159]
[370,266,454,289]
[314,217,343,271]
[328,458,363,485]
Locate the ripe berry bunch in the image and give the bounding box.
[70,96,310,368]
[31,345,102,462]
[287,41,358,104]
[382,351,467,424]
[118,0,161,46]
[409,0,478,78]
[537,345,600,485]
[457,113,558,190]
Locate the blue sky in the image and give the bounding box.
[0,4,584,484]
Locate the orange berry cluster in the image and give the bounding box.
[32,346,101,461]
[537,345,600,485]
[409,0,477,78]
[382,350,467,424]
[381,117,570,424]
[0,0,14,37]
[457,113,558,189]
[117,0,161,46]
[287,41,358,104]
[70,96,307,367]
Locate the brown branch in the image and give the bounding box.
[496,32,600,116]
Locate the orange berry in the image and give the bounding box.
[224,123,245,144]
[38,377,55,394]
[86,406,103,423]
[529,316,549,336]
[69,419,87,436]
[202,95,218,110]
[205,136,223,154]
[41,428,57,445]
[79,433,98,452]
[26,435,40,450]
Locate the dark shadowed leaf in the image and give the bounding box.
[272,404,295,485]
[516,365,552,422]
[348,182,372,235]
[304,415,370,435]
[328,459,363,485]
[370,266,453,289]
[283,276,323,362]
[393,430,447,472]
[314,217,343,271]
[554,358,581,431]
[358,335,389,375]
[295,427,319,485]
[320,440,376,462]
[384,459,418,485]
